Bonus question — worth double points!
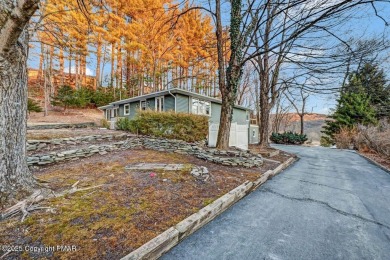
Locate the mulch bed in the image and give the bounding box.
[1,148,292,260]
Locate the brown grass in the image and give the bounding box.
[27,128,122,140]
[28,108,103,126]
[1,149,290,259]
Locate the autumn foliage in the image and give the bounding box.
[32,0,219,99]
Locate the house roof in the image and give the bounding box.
[98,88,251,111]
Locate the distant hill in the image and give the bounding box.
[270,113,328,145]
[286,113,328,122]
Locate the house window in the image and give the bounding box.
[124,104,130,115]
[192,98,210,116]
[155,96,164,112]
[246,111,250,121]
[140,100,147,110]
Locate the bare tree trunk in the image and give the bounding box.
[49,45,54,96]
[59,47,64,86]
[43,48,49,116]
[38,43,44,84]
[216,0,243,149]
[300,114,304,135]
[95,40,101,90]
[0,0,40,201]
[259,96,271,148]
[110,43,115,87]
[68,49,72,85]
[75,54,79,89]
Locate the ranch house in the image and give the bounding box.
[99,88,259,149]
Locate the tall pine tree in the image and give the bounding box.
[342,63,390,119]
[322,92,377,144]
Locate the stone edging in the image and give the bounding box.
[357,152,390,174]
[120,156,297,260]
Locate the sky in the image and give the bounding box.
[27,1,390,115]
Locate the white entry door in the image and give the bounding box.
[208,123,219,147]
[208,123,248,150]
[229,123,237,147]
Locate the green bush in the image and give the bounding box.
[117,110,208,142]
[270,132,308,145]
[28,98,43,113]
[320,136,333,147]
[51,85,76,111]
[51,86,130,110]
[73,87,95,108]
[91,87,125,107]
[116,117,133,131]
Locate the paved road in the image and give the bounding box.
[162,146,390,260]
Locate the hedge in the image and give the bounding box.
[116,110,209,142]
[270,132,308,145]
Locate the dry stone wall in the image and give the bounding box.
[27,122,95,130]
[27,133,129,152]
[28,137,264,168]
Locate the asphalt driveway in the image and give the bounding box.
[162,145,390,260]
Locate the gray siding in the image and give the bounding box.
[118,104,124,117]
[210,102,221,124]
[164,95,175,111]
[146,98,155,110]
[176,94,189,113]
[232,108,249,125]
[210,103,249,125]
[129,102,138,119]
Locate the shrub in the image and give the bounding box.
[270,132,308,145]
[333,127,358,149]
[28,98,42,113]
[320,136,333,147]
[117,110,208,142]
[354,120,390,157]
[51,86,129,110]
[116,117,132,131]
[51,85,76,111]
[92,87,129,107]
[73,87,94,108]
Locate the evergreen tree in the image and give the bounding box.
[51,85,76,111]
[27,98,43,114]
[322,92,377,144]
[342,63,390,119]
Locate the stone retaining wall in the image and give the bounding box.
[27,122,96,130]
[27,133,129,152]
[28,137,263,167]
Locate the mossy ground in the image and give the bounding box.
[1,149,287,259]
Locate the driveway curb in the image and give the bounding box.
[121,156,297,260]
[357,152,390,174]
